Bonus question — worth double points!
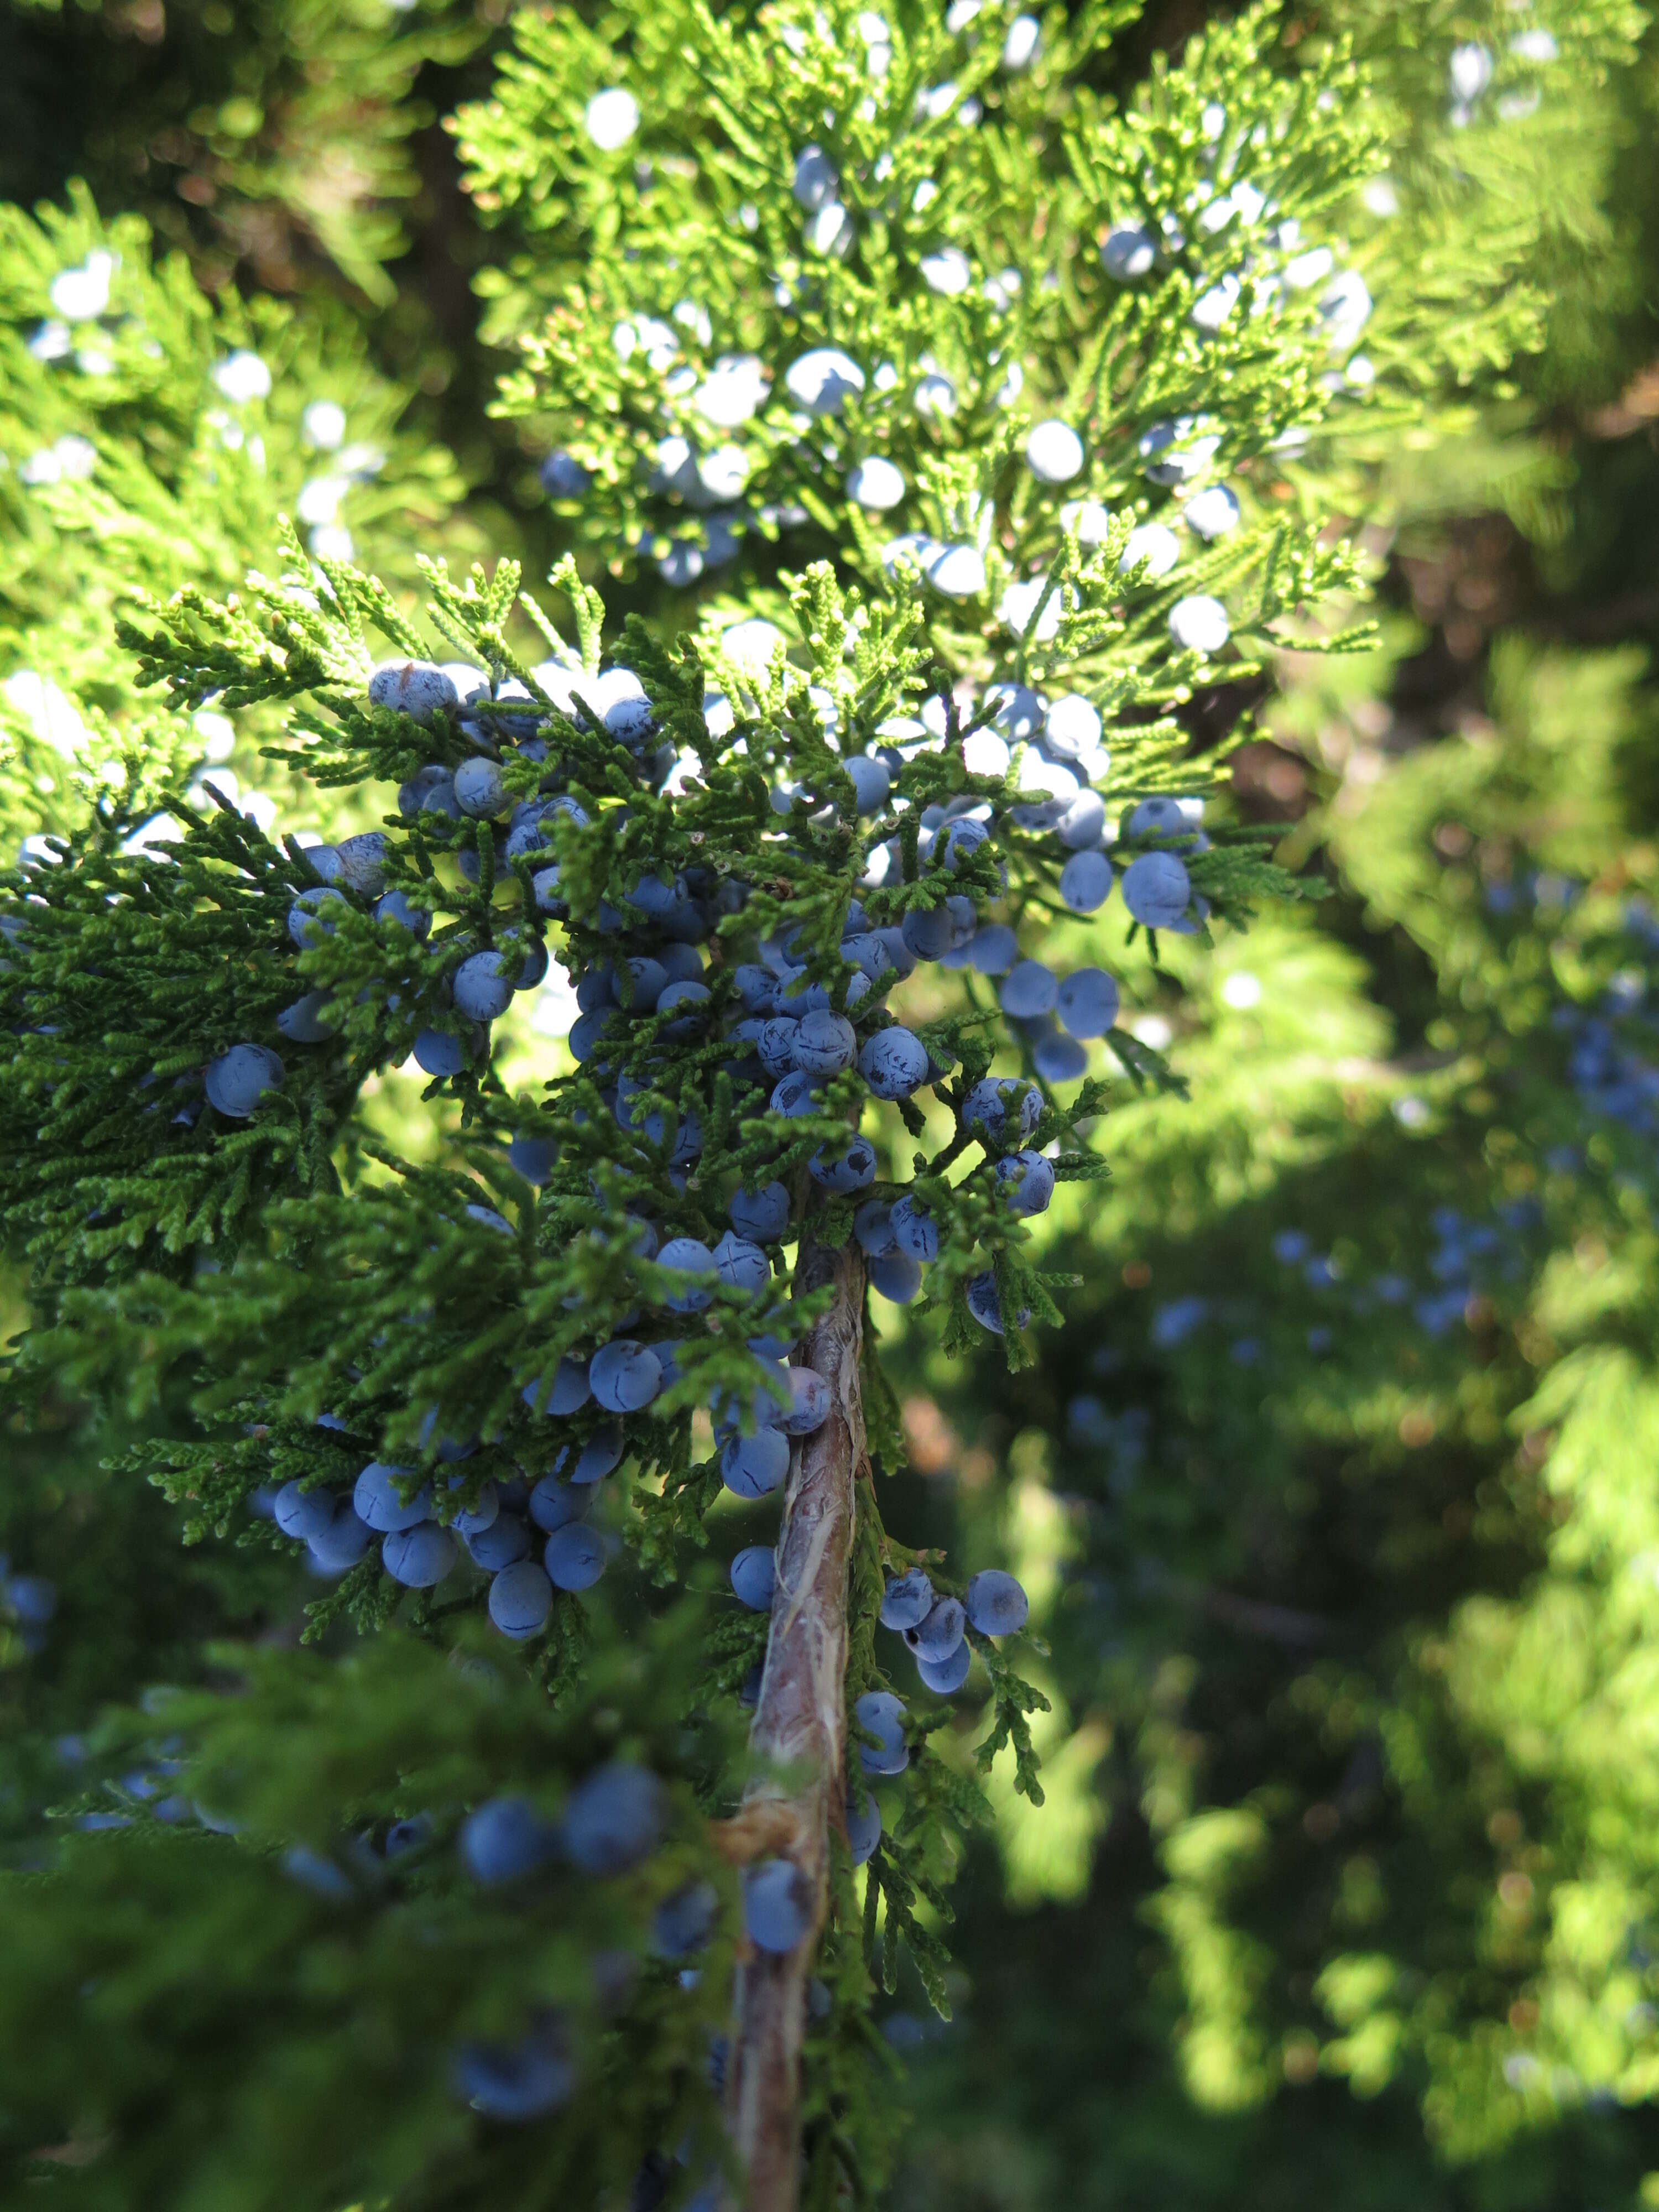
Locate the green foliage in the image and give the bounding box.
[7,0,1659,2205]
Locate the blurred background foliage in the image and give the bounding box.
[9,0,1659,2204]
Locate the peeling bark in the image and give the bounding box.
[726,1234,865,2212]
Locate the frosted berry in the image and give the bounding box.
[467,1514,532,1570]
[383,1522,457,1587]
[966,1270,1030,1334]
[729,1545,777,1611]
[460,1796,559,1883]
[781,1366,832,1436]
[721,1428,791,1499]
[994,1150,1056,1217]
[730,1181,790,1243]
[858,1026,930,1100]
[916,1642,972,1693]
[744,1858,812,1953]
[452,951,514,1022]
[846,1786,882,1866]
[889,1194,940,1264]
[589,1339,664,1413]
[713,1232,770,1295]
[1034,1031,1087,1083]
[307,1508,374,1574]
[964,1568,1029,1636]
[1056,967,1119,1038]
[846,457,906,510]
[808,1136,877,1194]
[368,660,458,726]
[353,1463,434,1533]
[853,1690,909,1776]
[489,1561,554,1640]
[528,1477,587,1535]
[654,1880,719,1958]
[545,1523,606,1591]
[1168,594,1230,654]
[999,960,1058,1018]
[453,2026,572,2121]
[845,755,891,813]
[507,1133,556,1185]
[521,1357,592,1417]
[793,1009,857,1076]
[1059,851,1113,914]
[453,758,510,820]
[205,1044,284,1118]
[276,992,335,1044]
[1025,419,1085,483]
[273,1480,336,1541]
[1101,223,1158,280]
[412,1028,477,1078]
[880,1567,934,1630]
[854,1201,895,1256]
[658,1238,718,1312]
[1121,850,1191,930]
[552,1426,624,1485]
[904,1595,966,1663]
[563,1761,662,1874]
[784,348,865,415]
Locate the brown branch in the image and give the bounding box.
[725,1233,865,2212]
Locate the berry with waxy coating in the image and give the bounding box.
[880,1567,933,1630]
[467,1514,532,1570]
[273,1480,336,1542]
[995,1150,1056,1217]
[729,1545,776,1611]
[369,660,457,725]
[453,2025,572,2121]
[889,1193,940,1264]
[545,1523,606,1591]
[858,1026,930,1100]
[1059,851,1113,914]
[563,1761,663,1875]
[846,1786,882,1866]
[730,1181,790,1242]
[808,1135,877,1193]
[713,1232,770,1295]
[655,1880,719,1958]
[489,1561,554,1640]
[744,1858,812,1952]
[965,1569,1029,1636]
[453,951,514,1023]
[870,1251,922,1302]
[854,1691,909,1776]
[353,1463,433,1533]
[521,1357,592,1417]
[793,1009,857,1076]
[905,1595,966,1663]
[781,1368,831,1436]
[916,1642,972,1694]
[721,1428,791,1499]
[658,1238,717,1311]
[383,1523,457,1587]
[1121,850,1192,930]
[1057,968,1120,1038]
[461,1796,560,1884]
[589,1339,663,1413]
[528,1478,586,1534]
[204,1044,284,1119]
[307,1508,373,1574]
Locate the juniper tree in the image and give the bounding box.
[0,2,1554,2206]
[0,184,463,851]
[849,11,1659,2200]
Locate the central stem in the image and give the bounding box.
[726,1233,865,2212]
